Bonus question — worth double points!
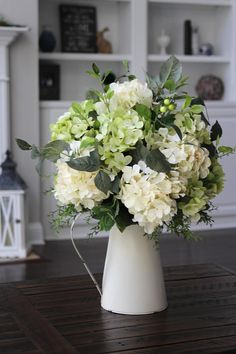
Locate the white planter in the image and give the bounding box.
[101,224,168,315]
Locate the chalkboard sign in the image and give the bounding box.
[59,5,97,53]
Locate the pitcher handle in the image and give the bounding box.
[70,214,102,297]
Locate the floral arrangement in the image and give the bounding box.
[17,56,233,240]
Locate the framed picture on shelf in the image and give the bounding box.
[59,5,97,53]
[39,63,60,100]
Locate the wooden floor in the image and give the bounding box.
[0,228,236,283]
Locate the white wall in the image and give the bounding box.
[0,0,43,243]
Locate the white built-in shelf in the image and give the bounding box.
[39,53,131,62]
[148,0,231,6]
[40,101,72,109]
[148,55,231,63]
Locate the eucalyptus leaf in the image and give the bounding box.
[67,150,101,172]
[94,170,112,194]
[41,140,70,162]
[159,56,182,87]
[31,145,40,159]
[16,138,32,151]
[146,149,171,173]
[145,73,159,93]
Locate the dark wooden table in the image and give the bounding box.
[1,264,236,353]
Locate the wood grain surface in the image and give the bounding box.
[1,264,236,353]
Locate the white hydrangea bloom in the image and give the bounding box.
[109,79,153,111]
[54,161,107,210]
[119,162,177,234]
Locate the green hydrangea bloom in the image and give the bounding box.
[50,100,95,142]
[96,108,144,172]
[204,159,225,198]
[179,180,209,217]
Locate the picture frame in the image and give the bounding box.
[59,5,97,53]
[39,63,60,100]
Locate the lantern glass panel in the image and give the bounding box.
[0,195,15,248]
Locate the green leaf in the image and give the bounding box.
[200,112,210,126]
[41,140,70,162]
[159,56,182,87]
[86,70,100,80]
[86,90,99,101]
[80,137,95,150]
[122,60,129,73]
[146,149,172,173]
[31,145,40,159]
[94,170,112,194]
[72,102,82,114]
[130,141,148,165]
[145,73,159,94]
[181,95,192,110]
[191,97,205,106]
[211,120,223,141]
[16,138,32,151]
[92,63,100,75]
[172,124,183,140]
[110,176,120,194]
[134,104,151,120]
[128,75,136,81]
[67,150,101,172]
[164,79,176,92]
[218,146,235,155]
[88,110,98,120]
[202,143,217,158]
[161,114,175,126]
[190,105,204,114]
[99,214,115,231]
[115,203,134,232]
[175,75,188,90]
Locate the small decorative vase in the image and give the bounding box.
[101,224,168,315]
[156,29,170,55]
[39,25,56,53]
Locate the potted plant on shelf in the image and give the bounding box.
[17,56,233,315]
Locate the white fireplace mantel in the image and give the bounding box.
[0,26,29,164]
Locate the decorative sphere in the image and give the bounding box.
[39,27,56,53]
[199,43,214,56]
[196,75,224,100]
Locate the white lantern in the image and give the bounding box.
[0,151,29,258]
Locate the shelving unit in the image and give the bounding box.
[39,53,131,62]
[38,0,236,238]
[148,55,230,63]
